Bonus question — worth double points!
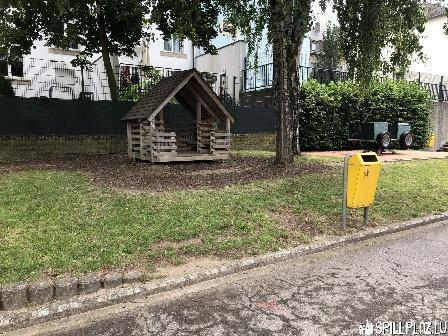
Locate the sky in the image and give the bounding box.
[312,0,337,28]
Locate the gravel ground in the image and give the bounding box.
[0,154,329,192]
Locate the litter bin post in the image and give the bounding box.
[342,153,352,230]
[342,152,382,229]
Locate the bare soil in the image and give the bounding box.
[0,154,328,193]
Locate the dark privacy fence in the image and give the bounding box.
[0,97,275,135]
[0,96,133,135]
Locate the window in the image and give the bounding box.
[163,36,183,53]
[10,60,23,77]
[68,41,79,50]
[0,55,23,77]
[52,23,79,51]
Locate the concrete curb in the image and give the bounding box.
[0,271,143,313]
[1,213,447,333]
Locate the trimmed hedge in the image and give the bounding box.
[299,80,432,150]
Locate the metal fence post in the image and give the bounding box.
[342,153,351,230]
[439,76,444,102]
[233,76,239,106]
[254,71,257,91]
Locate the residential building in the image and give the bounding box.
[409,2,448,76]
[195,19,323,103]
[309,22,323,67]
[2,28,194,101]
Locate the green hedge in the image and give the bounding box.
[299,80,432,150]
[0,76,15,97]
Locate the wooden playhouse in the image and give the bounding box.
[122,69,235,163]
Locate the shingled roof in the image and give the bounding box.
[121,69,234,123]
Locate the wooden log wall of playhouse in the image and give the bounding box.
[122,69,235,163]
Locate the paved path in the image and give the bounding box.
[12,221,448,336]
[307,150,448,162]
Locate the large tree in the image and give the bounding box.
[0,0,149,101]
[150,0,314,164]
[150,0,425,164]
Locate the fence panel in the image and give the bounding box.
[0,96,132,135]
[242,63,350,92]
[405,71,447,102]
[8,59,231,103]
[0,97,274,136]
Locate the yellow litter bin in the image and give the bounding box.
[342,152,382,228]
[347,153,382,209]
[426,133,435,148]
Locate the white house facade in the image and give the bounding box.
[409,3,448,77]
[2,28,195,101]
[194,20,318,103]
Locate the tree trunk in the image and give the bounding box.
[292,44,302,156]
[270,0,300,164]
[96,0,119,101]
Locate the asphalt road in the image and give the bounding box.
[12,221,448,336]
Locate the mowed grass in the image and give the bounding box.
[0,158,447,284]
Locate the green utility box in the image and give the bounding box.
[388,123,411,140]
[359,122,389,141]
[349,119,413,154]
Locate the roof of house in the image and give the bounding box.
[121,69,235,123]
[422,2,447,19]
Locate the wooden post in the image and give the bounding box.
[196,102,202,152]
[196,101,201,122]
[139,121,144,159]
[226,118,231,133]
[226,118,231,154]
[150,118,156,162]
[127,122,132,158]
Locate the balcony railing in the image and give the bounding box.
[241,63,350,92]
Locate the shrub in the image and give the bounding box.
[119,66,162,102]
[299,80,432,150]
[0,76,15,96]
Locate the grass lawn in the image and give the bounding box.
[0,155,447,284]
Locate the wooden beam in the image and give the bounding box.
[192,72,235,123]
[139,121,144,159]
[147,71,196,122]
[226,118,231,133]
[127,122,132,158]
[196,101,202,122]
[184,84,219,121]
[149,119,156,162]
[159,109,164,122]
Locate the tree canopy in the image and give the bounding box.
[150,0,315,163]
[335,0,426,82]
[315,23,343,70]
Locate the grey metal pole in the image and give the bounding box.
[233,76,237,105]
[439,76,444,102]
[364,207,369,225]
[342,153,351,230]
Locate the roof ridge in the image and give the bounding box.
[121,68,233,123]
